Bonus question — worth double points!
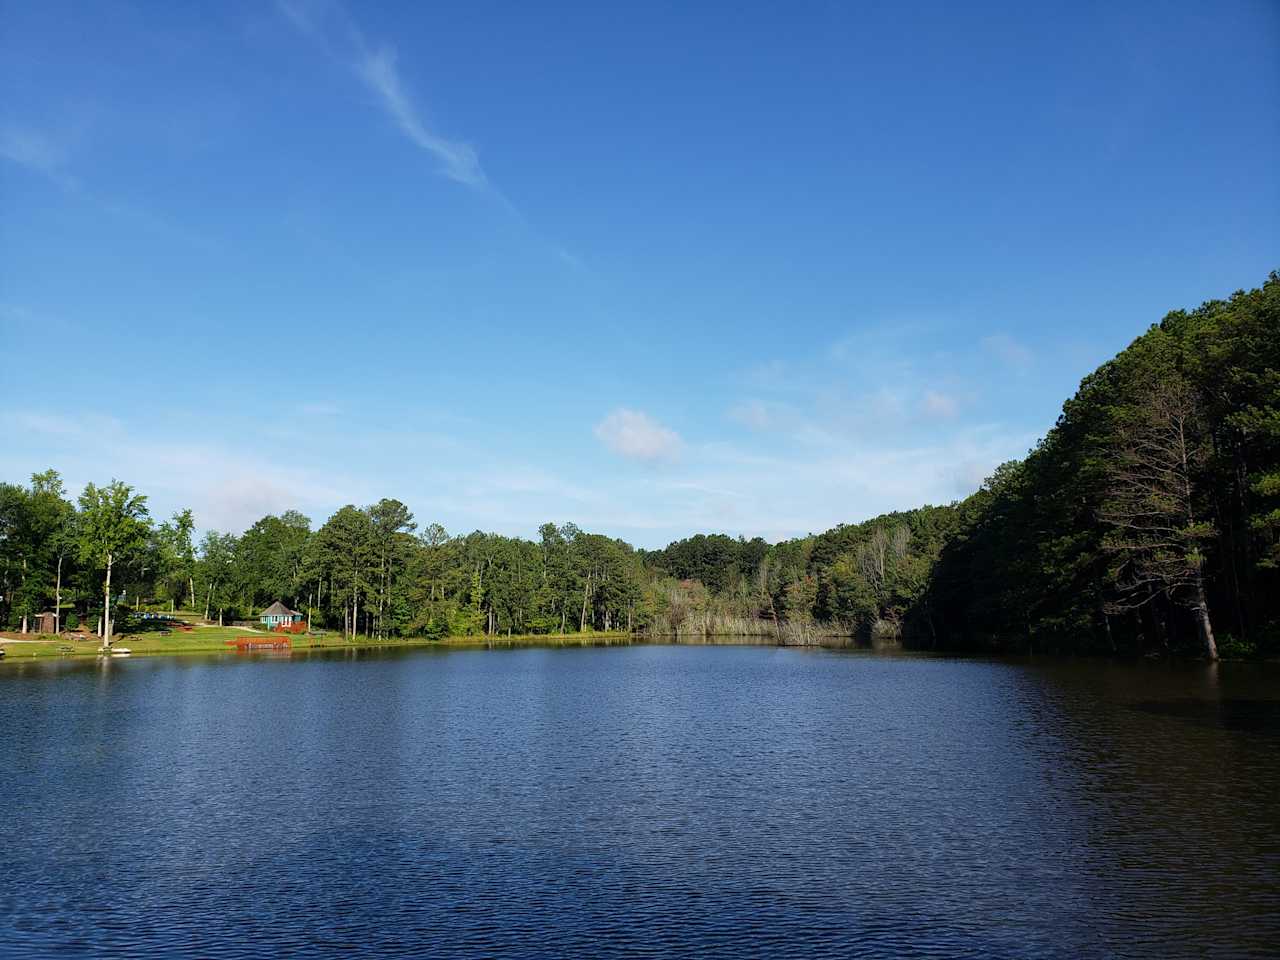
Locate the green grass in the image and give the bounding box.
[0,624,636,661]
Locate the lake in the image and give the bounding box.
[2,644,1278,958]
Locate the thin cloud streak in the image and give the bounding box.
[276,0,591,269]
[0,125,78,188]
[982,333,1034,372]
[356,45,485,187]
[277,0,485,188]
[921,389,959,419]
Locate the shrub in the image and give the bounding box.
[871,617,902,641]
[1218,633,1259,659]
[66,612,80,630]
[1255,624,1280,659]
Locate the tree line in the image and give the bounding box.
[924,272,1279,658]
[2,274,1275,658]
[0,480,652,642]
[643,274,1278,659]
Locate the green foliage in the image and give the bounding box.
[930,272,1280,655]
[1215,634,1257,659]
[77,480,150,572]
[2,275,1275,655]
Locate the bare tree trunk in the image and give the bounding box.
[580,573,591,632]
[1179,421,1218,661]
[189,576,196,612]
[205,582,213,621]
[55,554,63,634]
[1194,579,1218,660]
[103,551,114,649]
[1101,375,1219,657]
[380,553,388,640]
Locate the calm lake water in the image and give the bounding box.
[2,644,1278,958]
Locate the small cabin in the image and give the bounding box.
[34,611,57,634]
[259,601,303,628]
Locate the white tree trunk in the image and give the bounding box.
[103,551,114,649]
[55,555,63,633]
[1194,580,1218,660]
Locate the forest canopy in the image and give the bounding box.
[2,274,1276,658]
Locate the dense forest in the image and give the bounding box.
[2,275,1276,658]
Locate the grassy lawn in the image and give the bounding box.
[0,619,636,661]
[0,624,256,659]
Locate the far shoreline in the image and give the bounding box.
[3,628,1264,667]
[0,628,642,663]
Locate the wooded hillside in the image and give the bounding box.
[3,275,1275,657]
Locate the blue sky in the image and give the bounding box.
[2,0,1277,546]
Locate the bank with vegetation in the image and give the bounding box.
[2,274,1276,660]
[0,612,636,661]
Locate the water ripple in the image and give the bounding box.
[2,647,1278,958]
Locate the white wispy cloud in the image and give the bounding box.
[0,126,62,171]
[687,321,1063,539]
[1,408,355,534]
[275,0,596,271]
[277,0,485,188]
[0,125,77,187]
[296,401,341,416]
[568,423,1037,542]
[594,408,683,463]
[920,389,959,419]
[0,398,1037,549]
[729,399,789,432]
[982,333,1034,371]
[6,410,124,438]
[356,46,485,187]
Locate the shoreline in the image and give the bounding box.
[3,629,1261,665]
[0,628,640,662]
